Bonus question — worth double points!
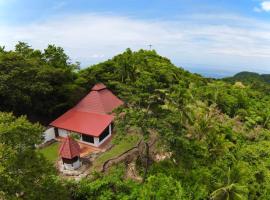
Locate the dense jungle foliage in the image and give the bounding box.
[1,43,270,199]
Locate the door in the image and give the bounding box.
[54,128,59,137]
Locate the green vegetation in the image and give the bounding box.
[38,142,60,163]
[1,43,270,199]
[223,71,270,94]
[224,71,270,84]
[0,42,85,124]
[0,113,68,200]
[72,165,187,200]
[94,134,141,168]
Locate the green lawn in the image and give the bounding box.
[94,134,141,169]
[39,135,140,167]
[38,142,60,163]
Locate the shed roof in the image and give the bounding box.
[59,136,80,159]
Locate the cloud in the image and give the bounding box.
[90,54,105,58]
[256,1,270,12]
[1,13,270,73]
[262,1,270,11]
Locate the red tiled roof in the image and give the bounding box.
[59,136,80,159]
[74,85,124,114]
[50,83,123,137]
[50,109,113,137]
[91,83,106,91]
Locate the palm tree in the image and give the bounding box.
[210,184,248,200]
[210,168,248,200]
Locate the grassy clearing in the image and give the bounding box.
[94,134,141,169]
[38,142,60,163]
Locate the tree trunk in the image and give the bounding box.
[142,142,150,182]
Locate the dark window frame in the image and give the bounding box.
[82,134,94,143]
[62,156,79,164]
[99,125,110,142]
[54,128,59,137]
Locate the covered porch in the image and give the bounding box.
[78,124,112,147]
[44,122,112,147]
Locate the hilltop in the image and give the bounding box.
[224,71,270,84]
[1,43,270,199]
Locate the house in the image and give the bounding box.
[59,136,81,170]
[44,83,124,147]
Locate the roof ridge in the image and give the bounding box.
[91,83,107,91]
[59,140,65,155]
[59,138,66,156]
[59,136,80,159]
[67,137,72,158]
[92,91,106,114]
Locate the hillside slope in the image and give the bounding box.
[75,49,270,199]
[1,44,270,199]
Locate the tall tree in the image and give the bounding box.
[0,112,68,200]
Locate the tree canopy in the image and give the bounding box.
[1,43,270,199]
[0,42,85,124]
[0,112,68,200]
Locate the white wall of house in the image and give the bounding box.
[96,124,112,146]
[43,124,112,146]
[43,128,70,143]
[63,159,81,170]
[43,127,56,143]
[94,124,112,146]
[58,129,69,137]
[82,133,111,147]
[93,137,100,146]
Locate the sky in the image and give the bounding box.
[1,0,270,77]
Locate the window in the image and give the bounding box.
[99,126,110,142]
[62,156,79,164]
[82,134,94,143]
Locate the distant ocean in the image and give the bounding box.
[181,64,270,79]
[186,68,234,79]
[181,65,238,79]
